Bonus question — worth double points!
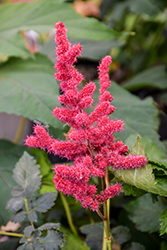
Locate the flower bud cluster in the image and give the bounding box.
[25,22,147,211]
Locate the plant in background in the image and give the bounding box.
[0,152,65,250]
[25,22,147,250]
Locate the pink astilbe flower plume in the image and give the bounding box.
[25,22,148,213]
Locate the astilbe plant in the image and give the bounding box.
[25,22,148,250]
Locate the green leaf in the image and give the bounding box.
[123,183,146,197]
[124,193,167,233]
[38,223,60,231]
[0,139,26,225]
[40,172,56,194]
[125,134,165,160]
[11,211,26,223]
[11,185,24,197]
[17,242,34,250]
[123,242,145,250]
[61,227,90,250]
[23,225,35,237]
[80,222,103,250]
[28,210,37,222]
[39,229,64,250]
[123,65,167,91]
[114,136,167,196]
[111,226,131,244]
[159,208,167,235]
[30,148,51,177]
[30,192,57,212]
[42,37,124,62]
[0,0,123,58]
[13,151,41,198]
[0,55,62,129]
[18,227,43,250]
[6,197,24,212]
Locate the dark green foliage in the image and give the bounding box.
[111,226,131,244]
[12,151,41,198]
[0,140,27,225]
[30,193,56,213]
[80,222,104,250]
[0,0,124,58]
[6,152,57,224]
[159,208,167,235]
[122,242,145,250]
[17,224,64,250]
[123,65,167,91]
[3,152,64,250]
[124,193,167,233]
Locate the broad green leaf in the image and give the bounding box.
[0,139,26,225]
[42,37,124,62]
[111,226,131,244]
[80,222,103,250]
[0,0,123,58]
[159,208,167,235]
[124,193,166,233]
[0,55,62,129]
[114,136,167,196]
[123,65,167,91]
[30,192,57,212]
[13,151,41,198]
[123,183,146,197]
[150,160,167,188]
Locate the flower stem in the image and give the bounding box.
[102,167,112,250]
[14,117,26,144]
[60,192,78,236]
[24,198,34,227]
[0,231,26,238]
[103,217,112,250]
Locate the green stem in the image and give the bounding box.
[0,231,27,238]
[24,198,34,227]
[102,228,107,250]
[103,217,112,250]
[14,117,26,144]
[102,168,112,250]
[60,192,78,236]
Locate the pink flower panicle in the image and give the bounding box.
[25,22,148,212]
